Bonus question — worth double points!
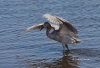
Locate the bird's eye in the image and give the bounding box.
[44,24,47,26]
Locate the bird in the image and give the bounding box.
[21,13,82,51]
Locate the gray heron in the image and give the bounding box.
[22,13,82,51]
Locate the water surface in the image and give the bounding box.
[0,0,100,68]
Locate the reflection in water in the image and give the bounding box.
[15,48,100,68]
[26,50,79,68]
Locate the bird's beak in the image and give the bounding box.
[40,26,44,31]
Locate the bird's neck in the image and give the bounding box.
[46,28,51,38]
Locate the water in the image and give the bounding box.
[0,0,100,68]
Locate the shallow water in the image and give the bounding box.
[0,0,100,68]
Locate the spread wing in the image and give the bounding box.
[43,13,78,34]
[21,23,59,33]
[21,23,44,33]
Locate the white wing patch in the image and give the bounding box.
[43,13,68,24]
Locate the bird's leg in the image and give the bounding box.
[62,44,66,51]
[62,44,66,56]
[65,44,70,51]
[63,50,66,56]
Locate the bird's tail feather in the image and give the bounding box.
[72,37,82,43]
[76,39,82,43]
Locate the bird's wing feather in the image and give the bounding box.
[43,13,67,24]
[21,23,59,33]
[21,23,44,33]
[43,13,78,34]
[50,24,59,30]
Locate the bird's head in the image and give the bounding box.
[40,22,51,31]
[44,22,51,27]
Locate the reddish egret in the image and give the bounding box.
[22,14,82,50]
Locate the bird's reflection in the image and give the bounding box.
[27,50,79,68]
[54,50,78,68]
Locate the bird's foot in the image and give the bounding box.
[63,49,70,56]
